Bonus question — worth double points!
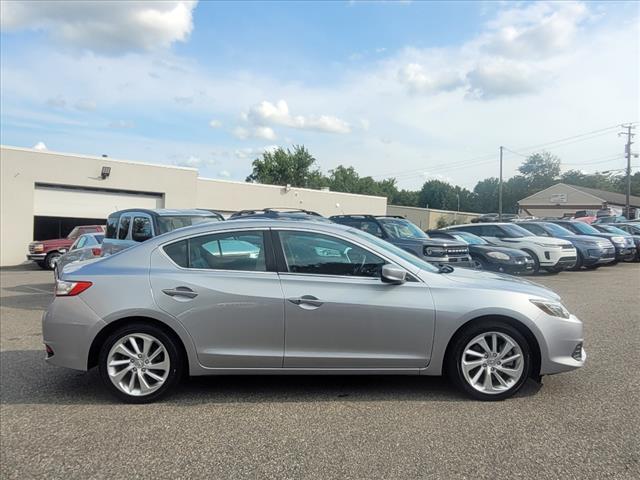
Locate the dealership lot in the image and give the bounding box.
[1,264,638,479]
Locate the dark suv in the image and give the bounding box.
[229,208,332,223]
[329,215,471,268]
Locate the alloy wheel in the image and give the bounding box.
[460,331,524,395]
[106,333,170,396]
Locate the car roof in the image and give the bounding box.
[109,208,222,217]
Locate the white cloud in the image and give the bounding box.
[108,120,135,129]
[247,99,351,134]
[253,126,277,140]
[466,61,541,99]
[46,95,66,108]
[209,119,222,128]
[33,141,47,150]
[173,154,218,168]
[74,99,97,111]
[232,126,249,139]
[0,1,197,54]
[217,169,231,178]
[397,63,464,94]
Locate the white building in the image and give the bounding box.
[0,145,387,266]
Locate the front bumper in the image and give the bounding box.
[614,246,636,260]
[538,247,577,268]
[538,313,586,375]
[488,257,535,274]
[426,255,472,268]
[27,253,46,261]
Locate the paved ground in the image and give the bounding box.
[1,263,638,479]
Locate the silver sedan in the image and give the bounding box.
[44,220,586,403]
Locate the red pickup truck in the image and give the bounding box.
[28,225,105,270]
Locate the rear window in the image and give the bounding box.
[156,215,221,234]
[118,216,131,240]
[94,235,105,244]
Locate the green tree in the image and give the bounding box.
[518,152,561,194]
[245,145,324,188]
[473,178,499,213]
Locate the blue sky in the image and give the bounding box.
[1,1,638,189]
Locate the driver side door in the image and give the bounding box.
[274,229,435,369]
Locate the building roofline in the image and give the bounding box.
[0,145,199,172]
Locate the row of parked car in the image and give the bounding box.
[28,207,640,276]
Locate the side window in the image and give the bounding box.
[359,220,384,238]
[522,224,546,236]
[132,217,153,242]
[75,236,87,249]
[279,231,385,278]
[106,215,119,238]
[164,231,267,271]
[483,225,504,237]
[118,216,131,240]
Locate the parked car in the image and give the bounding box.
[445,223,577,273]
[615,223,640,235]
[546,220,636,263]
[44,218,585,403]
[55,233,105,276]
[27,225,105,270]
[426,230,535,274]
[471,213,499,223]
[517,222,615,270]
[229,208,332,222]
[592,216,629,224]
[101,209,224,256]
[330,215,471,268]
[591,224,640,262]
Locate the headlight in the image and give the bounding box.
[611,236,625,244]
[530,299,570,319]
[32,243,44,252]
[425,247,445,256]
[487,251,510,261]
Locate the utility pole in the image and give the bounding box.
[498,146,503,221]
[619,124,635,219]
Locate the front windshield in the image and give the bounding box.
[450,231,488,245]
[157,215,221,234]
[347,227,439,273]
[569,222,600,234]
[378,218,428,239]
[500,224,531,238]
[543,223,574,236]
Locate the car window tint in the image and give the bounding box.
[188,231,266,271]
[94,235,105,244]
[521,224,546,236]
[106,215,118,238]
[118,216,130,240]
[279,231,384,278]
[132,217,153,242]
[482,225,504,237]
[163,240,188,268]
[75,236,87,249]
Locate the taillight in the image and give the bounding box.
[55,279,93,296]
[91,247,102,256]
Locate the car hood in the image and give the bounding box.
[501,236,572,247]
[432,266,560,301]
[397,238,467,248]
[565,234,611,245]
[31,238,73,247]
[469,244,528,257]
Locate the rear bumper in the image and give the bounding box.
[42,296,105,371]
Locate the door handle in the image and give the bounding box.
[162,286,198,299]
[288,295,323,308]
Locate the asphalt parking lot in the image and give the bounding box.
[1,264,639,479]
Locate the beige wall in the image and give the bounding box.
[387,205,481,230]
[196,178,387,217]
[0,146,386,266]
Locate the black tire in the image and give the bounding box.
[36,261,47,269]
[98,322,183,404]
[471,256,487,270]
[522,250,540,274]
[446,320,531,401]
[584,264,600,270]
[544,265,563,274]
[569,252,583,271]
[44,252,61,270]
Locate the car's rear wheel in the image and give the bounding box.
[447,321,531,401]
[98,323,183,404]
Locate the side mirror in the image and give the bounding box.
[381,264,407,285]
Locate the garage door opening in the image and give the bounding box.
[33,216,106,241]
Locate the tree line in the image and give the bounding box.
[245,145,639,213]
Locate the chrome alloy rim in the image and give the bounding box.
[461,331,524,395]
[107,333,170,396]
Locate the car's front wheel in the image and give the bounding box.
[98,323,183,403]
[447,321,531,401]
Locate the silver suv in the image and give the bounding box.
[44,219,585,403]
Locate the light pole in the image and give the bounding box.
[455,192,460,224]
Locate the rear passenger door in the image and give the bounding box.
[150,228,285,369]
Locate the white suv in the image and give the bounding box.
[446,223,577,273]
